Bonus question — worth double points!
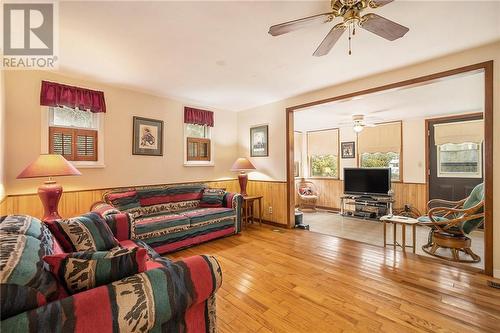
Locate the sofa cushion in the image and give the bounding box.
[137,200,200,216]
[43,247,148,294]
[137,183,206,206]
[0,215,61,319]
[199,188,225,208]
[134,213,191,239]
[120,239,173,269]
[47,212,119,252]
[104,190,142,217]
[182,207,235,227]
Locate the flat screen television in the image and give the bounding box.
[343,168,391,197]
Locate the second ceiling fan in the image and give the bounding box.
[268,0,409,56]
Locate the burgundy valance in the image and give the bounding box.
[40,80,106,113]
[184,107,214,127]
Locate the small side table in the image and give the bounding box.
[242,195,263,228]
[380,215,418,253]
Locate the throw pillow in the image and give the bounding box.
[105,190,143,218]
[43,247,148,294]
[47,212,119,252]
[199,188,226,208]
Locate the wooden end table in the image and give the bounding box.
[242,195,263,228]
[380,215,418,253]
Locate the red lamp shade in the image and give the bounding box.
[231,157,255,196]
[17,154,81,179]
[230,157,256,171]
[17,154,81,222]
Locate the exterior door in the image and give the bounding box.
[428,115,483,201]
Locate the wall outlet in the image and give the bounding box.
[268,206,273,214]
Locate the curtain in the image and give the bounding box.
[184,107,214,127]
[434,119,484,145]
[307,129,339,156]
[358,122,401,154]
[40,81,106,113]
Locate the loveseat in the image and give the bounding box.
[0,214,222,332]
[96,183,242,254]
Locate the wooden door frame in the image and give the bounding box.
[285,61,494,276]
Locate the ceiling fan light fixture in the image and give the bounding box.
[353,123,364,133]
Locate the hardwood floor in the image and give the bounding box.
[169,225,500,333]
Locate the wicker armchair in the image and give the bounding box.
[297,181,319,211]
[417,183,484,263]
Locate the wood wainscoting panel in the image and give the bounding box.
[246,180,287,226]
[296,178,427,214]
[1,179,240,219]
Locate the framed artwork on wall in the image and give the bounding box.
[341,141,355,159]
[250,125,269,157]
[132,116,164,156]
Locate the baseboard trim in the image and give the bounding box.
[494,269,500,279]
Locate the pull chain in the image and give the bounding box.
[348,24,352,55]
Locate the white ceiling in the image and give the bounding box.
[293,70,484,131]
[57,1,500,111]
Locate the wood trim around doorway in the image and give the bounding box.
[285,61,494,276]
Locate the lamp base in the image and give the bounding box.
[38,181,63,222]
[238,173,248,197]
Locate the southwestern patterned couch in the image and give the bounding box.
[0,214,222,332]
[96,183,242,254]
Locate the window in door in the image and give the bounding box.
[437,142,482,178]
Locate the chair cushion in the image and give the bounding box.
[417,216,450,223]
[462,183,484,234]
[199,188,225,208]
[181,207,235,226]
[0,215,61,319]
[47,212,119,252]
[43,247,148,295]
[134,213,191,239]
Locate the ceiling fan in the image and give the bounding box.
[268,0,409,56]
[352,114,377,132]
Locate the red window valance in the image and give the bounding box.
[184,107,214,127]
[40,80,106,113]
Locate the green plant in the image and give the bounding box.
[310,155,337,177]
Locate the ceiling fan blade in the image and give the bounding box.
[360,13,409,41]
[313,24,346,57]
[268,12,333,36]
[369,0,394,8]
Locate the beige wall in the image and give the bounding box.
[0,69,5,200]
[238,41,500,276]
[4,71,238,195]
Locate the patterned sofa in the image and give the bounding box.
[0,214,222,332]
[96,183,242,254]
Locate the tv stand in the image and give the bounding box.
[340,194,394,220]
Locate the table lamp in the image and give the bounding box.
[17,154,81,222]
[230,157,255,197]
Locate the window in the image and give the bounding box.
[294,131,303,177]
[48,106,99,162]
[360,152,400,180]
[358,122,402,181]
[307,129,339,178]
[437,142,482,178]
[185,124,211,163]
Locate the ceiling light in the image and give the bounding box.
[353,123,364,133]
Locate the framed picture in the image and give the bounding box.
[341,141,355,159]
[132,116,164,156]
[250,125,269,157]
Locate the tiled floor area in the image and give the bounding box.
[302,210,485,270]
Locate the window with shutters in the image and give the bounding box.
[46,106,101,163]
[184,123,213,165]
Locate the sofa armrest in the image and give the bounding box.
[0,255,222,332]
[224,192,243,233]
[90,201,120,217]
